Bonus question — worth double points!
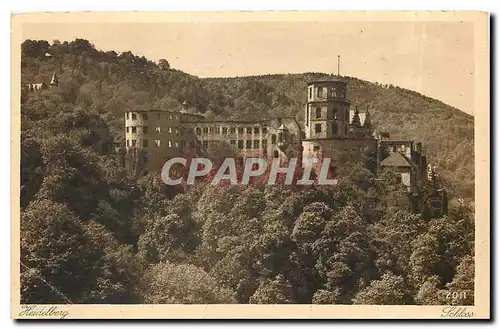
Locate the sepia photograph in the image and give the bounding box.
[10,11,490,319]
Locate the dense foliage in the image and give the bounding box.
[20,39,475,305]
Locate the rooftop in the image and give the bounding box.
[380,152,412,167]
[307,76,347,85]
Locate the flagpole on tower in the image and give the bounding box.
[337,55,340,76]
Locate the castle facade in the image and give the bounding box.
[124,77,430,193]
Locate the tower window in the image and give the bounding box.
[315,124,322,133]
[332,123,338,135]
[316,107,321,119]
[309,87,312,99]
[271,134,277,145]
[132,127,137,133]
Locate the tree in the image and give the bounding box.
[138,213,195,263]
[445,254,474,305]
[352,272,406,305]
[140,262,236,304]
[312,289,340,304]
[21,200,103,303]
[158,59,170,70]
[249,274,294,304]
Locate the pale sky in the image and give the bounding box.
[22,20,475,115]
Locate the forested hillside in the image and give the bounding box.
[21,39,474,198]
[19,39,475,305]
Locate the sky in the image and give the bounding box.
[22,20,475,115]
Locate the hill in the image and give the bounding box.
[20,39,474,199]
[19,39,475,305]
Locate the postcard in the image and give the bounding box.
[11,11,490,319]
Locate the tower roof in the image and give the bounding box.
[349,109,368,126]
[307,76,346,85]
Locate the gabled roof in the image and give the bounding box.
[278,123,288,130]
[349,109,367,126]
[380,152,412,167]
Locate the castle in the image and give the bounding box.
[124,77,432,192]
[123,76,449,216]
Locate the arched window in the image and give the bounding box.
[271,134,277,145]
[315,107,321,119]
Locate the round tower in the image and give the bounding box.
[303,77,350,140]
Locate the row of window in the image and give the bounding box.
[308,86,346,99]
[126,126,183,135]
[313,123,339,135]
[126,138,271,150]
[195,126,268,135]
[126,125,272,136]
[305,107,340,126]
